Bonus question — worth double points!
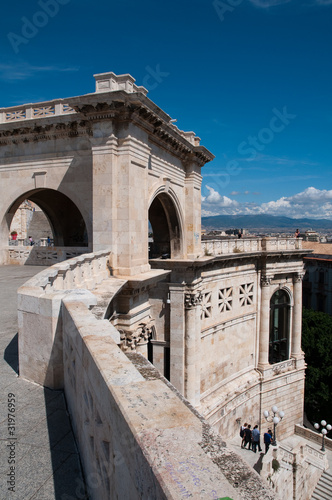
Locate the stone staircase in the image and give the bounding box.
[311,470,332,500]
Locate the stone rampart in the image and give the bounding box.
[61,294,275,500]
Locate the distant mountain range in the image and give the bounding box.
[201,214,332,231]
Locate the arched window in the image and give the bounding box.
[269,290,290,364]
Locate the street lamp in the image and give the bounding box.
[314,420,331,452]
[263,405,285,445]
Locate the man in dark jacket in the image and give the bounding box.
[243,424,252,449]
[264,429,273,454]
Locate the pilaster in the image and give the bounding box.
[291,272,305,359]
[184,288,202,406]
[258,275,272,370]
[169,284,186,394]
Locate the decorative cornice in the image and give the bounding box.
[0,90,214,166]
[0,118,92,146]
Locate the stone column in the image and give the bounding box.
[184,291,202,406]
[258,275,271,369]
[291,273,304,358]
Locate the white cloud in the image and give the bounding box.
[201,186,332,219]
[0,63,79,81]
[202,186,239,208]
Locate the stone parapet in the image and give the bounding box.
[62,296,275,500]
[0,100,76,124]
[18,249,112,291]
[201,236,302,257]
[17,249,122,388]
[295,424,332,451]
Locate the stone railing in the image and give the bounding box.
[295,424,332,451]
[261,438,328,500]
[261,358,296,379]
[19,249,112,292]
[0,99,76,124]
[201,237,302,257]
[7,245,88,266]
[18,249,116,388]
[277,441,327,470]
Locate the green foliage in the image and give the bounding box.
[272,459,280,472]
[302,308,332,426]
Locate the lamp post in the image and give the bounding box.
[263,405,285,445]
[314,420,331,452]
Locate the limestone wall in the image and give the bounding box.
[61,295,275,500]
[260,365,305,440]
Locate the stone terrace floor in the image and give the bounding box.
[0,265,87,500]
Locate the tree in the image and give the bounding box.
[302,308,332,427]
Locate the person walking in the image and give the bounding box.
[252,425,262,453]
[264,429,273,454]
[240,422,247,448]
[243,424,252,449]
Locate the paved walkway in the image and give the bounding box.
[0,265,86,500]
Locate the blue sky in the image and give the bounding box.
[1,0,332,219]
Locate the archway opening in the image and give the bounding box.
[269,289,290,364]
[148,193,182,259]
[7,189,88,247]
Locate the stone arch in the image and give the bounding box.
[5,188,88,247]
[148,187,184,259]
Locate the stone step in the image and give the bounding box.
[320,473,332,487]
[320,478,332,492]
[311,472,332,500]
[315,485,332,499]
[311,494,327,500]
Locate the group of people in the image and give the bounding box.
[240,423,273,454]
